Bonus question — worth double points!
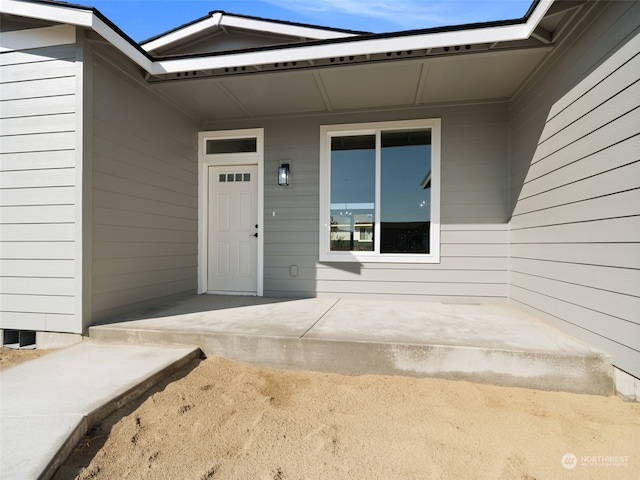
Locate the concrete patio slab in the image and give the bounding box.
[0,341,200,480]
[96,295,339,337]
[1,296,614,480]
[90,295,614,396]
[306,300,594,353]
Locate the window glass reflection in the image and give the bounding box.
[330,135,375,251]
[206,138,257,154]
[380,130,431,254]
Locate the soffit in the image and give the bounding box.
[150,45,553,121]
[146,1,588,121]
[218,73,328,116]
[319,62,424,110]
[152,81,249,119]
[3,0,587,121]
[420,48,550,103]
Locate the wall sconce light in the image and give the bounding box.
[278,163,290,186]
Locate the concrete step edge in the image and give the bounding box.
[88,329,614,396]
[43,346,201,480]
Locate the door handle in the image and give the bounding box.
[250,233,258,238]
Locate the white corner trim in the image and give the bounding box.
[0,24,76,52]
[614,367,640,402]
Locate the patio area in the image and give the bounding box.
[89,295,614,395]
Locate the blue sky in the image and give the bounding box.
[72,0,534,42]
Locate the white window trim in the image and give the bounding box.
[319,118,441,264]
[198,128,264,295]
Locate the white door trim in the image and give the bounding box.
[198,128,264,295]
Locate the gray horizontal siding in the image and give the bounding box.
[509,1,640,378]
[0,76,76,101]
[0,150,76,171]
[90,46,199,322]
[205,102,510,302]
[0,24,78,333]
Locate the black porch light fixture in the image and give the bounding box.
[278,163,290,186]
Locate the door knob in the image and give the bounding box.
[250,233,258,238]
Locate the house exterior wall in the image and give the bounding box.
[509,0,640,379]
[0,20,83,333]
[204,102,510,303]
[90,44,199,323]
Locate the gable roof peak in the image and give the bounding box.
[140,9,368,55]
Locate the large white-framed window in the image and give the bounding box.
[319,119,440,263]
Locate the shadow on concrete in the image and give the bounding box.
[92,294,306,325]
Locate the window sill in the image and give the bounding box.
[319,251,441,264]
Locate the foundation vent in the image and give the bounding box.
[3,330,36,349]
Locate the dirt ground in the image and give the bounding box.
[40,355,640,480]
[0,346,55,370]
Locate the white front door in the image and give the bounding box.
[207,165,259,294]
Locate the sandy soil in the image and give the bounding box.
[0,346,55,370]
[49,355,639,480]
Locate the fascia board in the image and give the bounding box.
[141,13,222,52]
[219,14,359,40]
[152,0,554,75]
[140,11,358,55]
[1,0,154,71]
[0,0,94,27]
[522,0,555,37]
[151,22,532,74]
[2,0,554,78]
[90,15,155,71]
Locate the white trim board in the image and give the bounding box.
[142,11,359,53]
[1,0,555,76]
[319,118,441,264]
[198,128,264,296]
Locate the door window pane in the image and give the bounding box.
[330,135,375,251]
[206,138,257,154]
[380,130,431,254]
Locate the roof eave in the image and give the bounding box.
[217,12,361,40]
[141,10,362,54]
[1,0,155,70]
[150,0,554,75]
[151,0,554,76]
[141,12,223,53]
[1,0,554,78]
